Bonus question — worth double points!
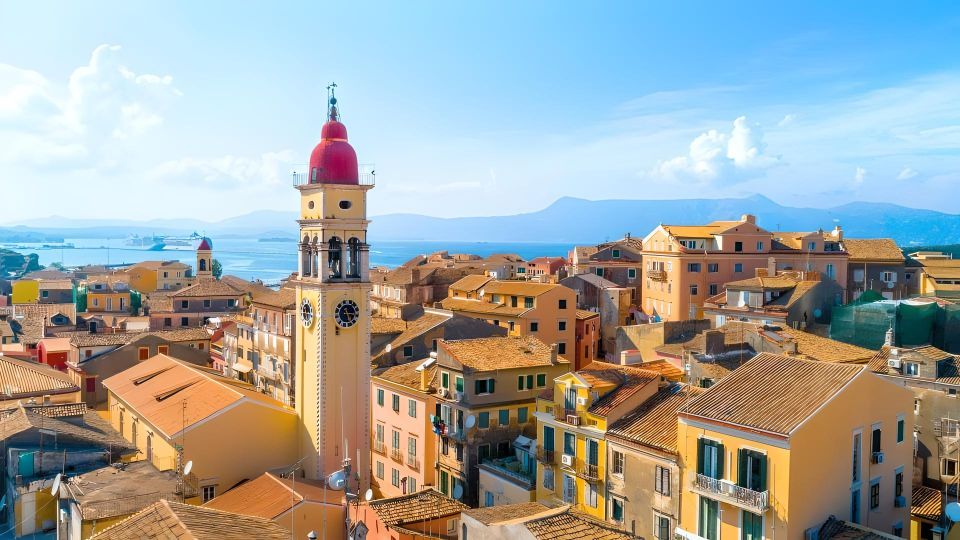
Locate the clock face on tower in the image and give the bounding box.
[300,298,314,327]
[334,299,360,328]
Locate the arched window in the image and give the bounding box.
[312,236,320,278]
[301,235,311,276]
[347,237,361,278]
[328,236,342,278]
[199,259,207,272]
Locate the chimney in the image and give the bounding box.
[767,257,777,276]
[410,267,421,283]
[550,343,559,365]
[741,214,756,224]
[419,365,430,392]
[704,330,725,355]
[884,326,894,347]
[832,225,843,240]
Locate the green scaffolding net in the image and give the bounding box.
[830,298,960,353]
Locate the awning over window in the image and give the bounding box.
[233,359,253,373]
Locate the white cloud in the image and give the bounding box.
[652,116,780,184]
[777,114,796,127]
[0,44,179,167]
[854,166,867,185]
[896,167,919,180]
[149,150,298,187]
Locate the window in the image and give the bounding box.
[905,362,919,376]
[914,399,921,415]
[734,263,743,273]
[543,425,555,451]
[41,290,49,298]
[456,443,464,462]
[654,513,671,540]
[852,432,862,482]
[851,489,861,524]
[564,432,576,455]
[872,427,882,454]
[485,491,494,506]
[376,461,384,479]
[558,320,567,331]
[524,297,534,308]
[392,430,400,450]
[392,394,400,412]
[688,263,701,272]
[742,511,762,540]
[756,241,764,251]
[203,299,211,308]
[808,241,817,251]
[655,465,670,496]
[559,299,567,309]
[474,378,495,395]
[895,469,903,497]
[612,249,621,258]
[699,497,719,540]
[942,458,958,476]
[690,284,698,296]
[612,497,624,523]
[407,477,416,493]
[596,268,604,276]
[441,372,449,388]
[530,321,539,332]
[403,345,413,358]
[709,284,718,295]
[881,271,897,283]
[628,268,637,279]
[708,263,719,273]
[377,389,384,406]
[826,263,836,279]
[138,347,149,361]
[408,399,417,418]
[738,449,766,492]
[536,373,547,387]
[698,438,724,479]
[181,300,189,309]
[392,468,400,487]
[897,417,904,443]
[498,409,509,426]
[557,342,566,355]
[734,241,743,252]
[893,524,903,538]
[455,376,464,393]
[180,317,189,327]
[518,375,525,390]
[202,485,216,503]
[870,480,880,509]
[612,450,624,476]
[518,407,528,424]
[584,482,598,508]
[478,412,490,429]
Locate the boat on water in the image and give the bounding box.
[125,232,202,251]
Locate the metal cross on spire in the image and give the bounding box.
[326,82,339,120]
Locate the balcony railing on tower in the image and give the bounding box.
[291,163,376,187]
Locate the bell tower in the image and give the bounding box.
[195,237,213,279]
[293,85,372,490]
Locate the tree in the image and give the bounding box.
[212,258,223,279]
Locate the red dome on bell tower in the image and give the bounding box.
[307,87,359,185]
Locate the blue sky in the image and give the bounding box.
[1,1,959,223]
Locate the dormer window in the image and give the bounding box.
[612,249,620,258]
[904,362,919,376]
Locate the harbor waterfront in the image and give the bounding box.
[5,237,574,283]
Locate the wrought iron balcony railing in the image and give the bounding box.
[692,473,769,511]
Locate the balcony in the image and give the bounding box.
[292,164,376,188]
[479,456,536,488]
[390,448,404,463]
[536,448,556,464]
[554,408,581,426]
[577,462,601,483]
[692,474,769,512]
[647,269,668,281]
[407,454,420,471]
[373,440,386,455]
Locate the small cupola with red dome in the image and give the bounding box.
[307,85,359,185]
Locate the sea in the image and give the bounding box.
[7,238,575,284]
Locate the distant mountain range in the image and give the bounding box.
[3,195,960,245]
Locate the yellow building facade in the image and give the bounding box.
[535,363,662,519]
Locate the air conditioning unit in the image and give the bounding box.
[566,414,580,426]
[872,451,884,464]
[438,388,449,398]
[888,358,902,369]
[561,454,574,467]
[576,396,587,406]
[895,496,907,508]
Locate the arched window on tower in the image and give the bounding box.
[328,236,342,279]
[312,236,320,278]
[347,237,361,278]
[199,259,207,272]
[301,235,311,277]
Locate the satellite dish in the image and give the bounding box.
[50,473,62,496]
[364,488,373,502]
[385,344,392,353]
[464,415,476,429]
[327,470,347,491]
[183,461,193,476]
[452,484,463,500]
[946,502,960,523]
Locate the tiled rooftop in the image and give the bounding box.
[442,335,566,372]
[366,489,467,526]
[462,502,549,525]
[607,384,703,455]
[0,355,78,398]
[203,472,340,519]
[911,485,942,522]
[842,239,904,262]
[170,278,243,298]
[523,508,635,540]
[374,360,438,391]
[89,499,290,539]
[577,362,661,416]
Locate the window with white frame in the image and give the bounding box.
[612,450,624,476]
[655,465,671,496]
[584,482,598,508]
[653,512,671,540]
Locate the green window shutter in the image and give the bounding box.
[758,454,767,491]
[489,379,495,393]
[518,375,524,390]
[697,438,705,475]
[717,443,725,479]
[737,448,746,488]
[526,374,534,389]
[475,380,482,395]
[543,426,554,451]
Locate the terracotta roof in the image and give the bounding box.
[64,461,182,521]
[38,337,72,351]
[911,485,942,522]
[250,287,296,309]
[566,273,620,289]
[725,275,802,291]
[0,403,133,450]
[102,354,292,438]
[654,322,753,357]
[607,384,703,455]
[203,472,339,519]
[462,502,550,525]
[577,362,661,416]
[376,313,451,357]
[634,359,685,380]
[448,274,493,292]
[775,327,875,363]
[680,353,864,436]
[571,246,599,260]
[367,489,467,526]
[374,360,438,391]
[129,260,190,270]
[438,297,529,316]
[170,279,242,298]
[442,336,566,372]
[69,328,211,348]
[523,509,635,540]
[221,275,275,298]
[869,345,960,383]
[90,499,290,540]
[817,516,898,540]
[484,280,562,297]
[576,309,599,320]
[372,317,408,334]
[0,355,78,399]
[145,292,173,312]
[842,239,904,262]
